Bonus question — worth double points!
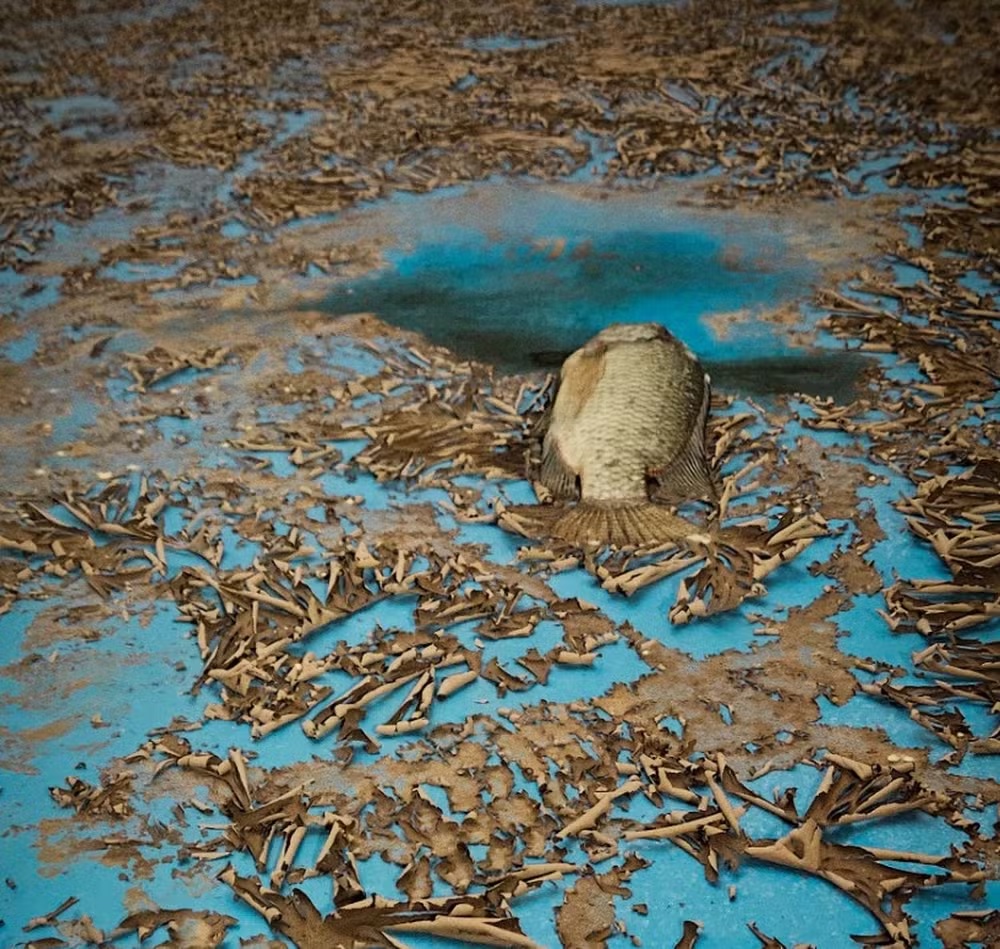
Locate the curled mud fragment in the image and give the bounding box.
[49,772,133,818]
[933,909,1000,949]
[171,536,476,737]
[111,906,237,947]
[23,896,80,933]
[499,504,829,626]
[746,921,791,948]
[220,863,569,949]
[613,755,985,946]
[883,460,1000,637]
[122,345,233,393]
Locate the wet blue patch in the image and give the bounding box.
[322,188,820,375]
[38,93,120,132]
[0,329,40,363]
[464,36,558,52]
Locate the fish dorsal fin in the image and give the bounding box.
[649,372,718,503]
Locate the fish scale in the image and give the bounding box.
[556,336,706,502]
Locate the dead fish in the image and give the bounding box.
[514,322,716,547]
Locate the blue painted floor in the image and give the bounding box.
[1,4,998,948]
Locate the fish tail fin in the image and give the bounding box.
[555,502,700,548]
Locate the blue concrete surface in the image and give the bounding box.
[1,69,997,949]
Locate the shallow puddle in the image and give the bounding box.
[321,184,873,399]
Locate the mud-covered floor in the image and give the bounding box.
[1,1,998,947]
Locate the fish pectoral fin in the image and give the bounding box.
[649,378,718,503]
[539,438,579,501]
[555,502,700,548]
[648,443,717,503]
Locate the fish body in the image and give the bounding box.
[527,322,716,547]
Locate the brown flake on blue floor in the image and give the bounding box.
[672,919,702,949]
[564,777,659,844]
[347,369,543,485]
[746,922,791,949]
[23,896,80,935]
[909,641,1000,757]
[555,856,651,949]
[49,772,133,818]
[744,819,972,947]
[417,574,544,638]
[231,428,343,472]
[603,589,880,762]
[860,673,999,760]
[934,909,1000,949]
[606,754,986,946]
[303,644,464,740]
[171,538,451,735]
[219,863,564,949]
[136,710,987,946]
[122,345,233,393]
[882,460,1000,637]
[26,905,105,946]
[667,514,823,625]
[808,544,884,596]
[815,283,998,457]
[0,480,172,597]
[111,905,237,947]
[550,509,826,624]
[799,757,946,826]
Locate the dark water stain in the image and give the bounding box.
[704,351,875,401]
[530,348,874,401]
[320,199,870,400]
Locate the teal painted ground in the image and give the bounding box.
[0,153,994,949]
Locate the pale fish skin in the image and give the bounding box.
[530,322,716,547]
